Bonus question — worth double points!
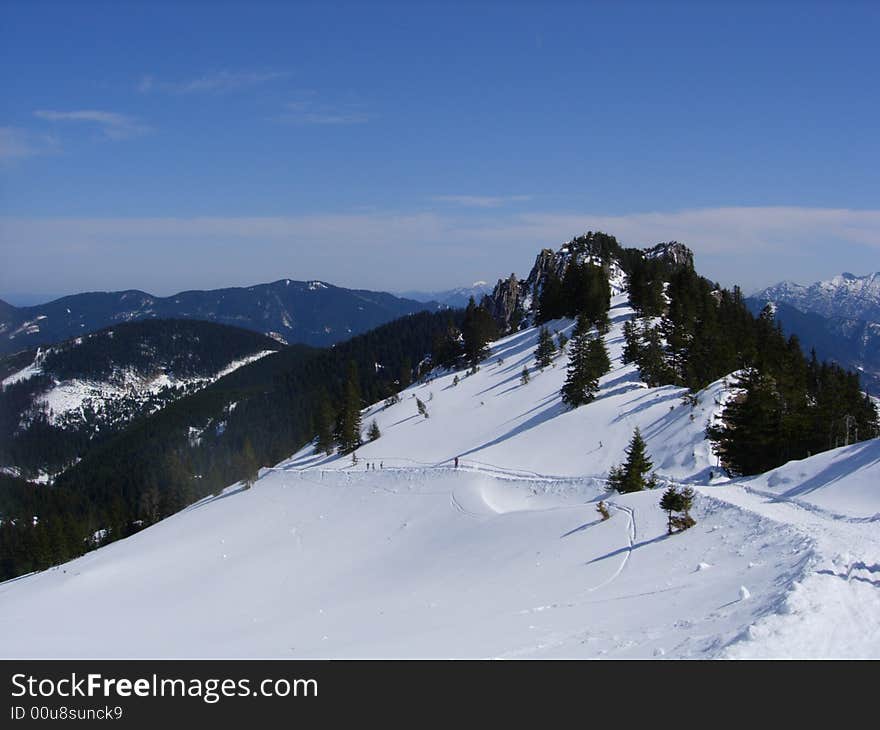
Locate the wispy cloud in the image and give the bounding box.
[138,70,290,94]
[472,207,880,254]
[33,110,150,140]
[279,99,373,126]
[3,207,879,294]
[0,127,59,161]
[431,195,533,208]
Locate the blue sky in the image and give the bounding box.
[1,1,878,303]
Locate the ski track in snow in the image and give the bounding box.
[587,503,636,593]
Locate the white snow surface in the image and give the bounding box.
[14,350,276,427]
[1,359,42,388]
[1,294,877,658]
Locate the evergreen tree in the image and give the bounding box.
[536,272,564,323]
[561,317,609,408]
[608,428,654,493]
[432,322,462,369]
[138,487,161,525]
[461,297,498,365]
[586,333,611,380]
[367,420,381,442]
[399,359,413,389]
[416,397,428,418]
[660,485,696,533]
[707,368,784,476]
[240,437,259,489]
[622,319,640,365]
[659,486,682,535]
[314,397,336,455]
[335,361,363,454]
[636,323,672,387]
[534,326,557,368]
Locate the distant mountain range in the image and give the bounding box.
[0,319,283,480]
[397,282,493,309]
[0,280,437,355]
[754,272,880,322]
[749,271,880,392]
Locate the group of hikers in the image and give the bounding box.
[350,454,463,470]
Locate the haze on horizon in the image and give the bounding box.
[2,1,878,304]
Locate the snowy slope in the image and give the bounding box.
[286,295,728,482]
[1,294,878,658]
[0,467,815,659]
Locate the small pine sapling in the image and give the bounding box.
[660,485,697,534]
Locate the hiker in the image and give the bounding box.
[454,456,459,468]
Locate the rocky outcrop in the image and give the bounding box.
[483,233,695,333]
[643,241,694,271]
[481,273,527,333]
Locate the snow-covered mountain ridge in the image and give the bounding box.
[755,271,880,322]
[3,291,877,658]
[0,319,282,480]
[750,271,880,391]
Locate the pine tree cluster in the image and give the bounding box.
[560,315,611,408]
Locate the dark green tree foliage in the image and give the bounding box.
[660,485,696,534]
[367,420,381,441]
[537,261,611,325]
[622,320,640,365]
[239,437,260,488]
[586,334,611,381]
[561,317,610,408]
[0,474,91,579]
[335,361,363,454]
[398,359,413,389]
[431,319,462,369]
[638,321,674,387]
[607,428,654,493]
[627,257,666,317]
[461,298,499,365]
[707,361,877,476]
[534,326,557,368]
[40,319,280,382]
[314,396,336,455]
[659,486,680,534]
[536,272,564,324]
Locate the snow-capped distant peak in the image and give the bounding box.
[754,271,880,322]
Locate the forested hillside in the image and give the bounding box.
[0,308,466,580]
[0,319,282,480]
